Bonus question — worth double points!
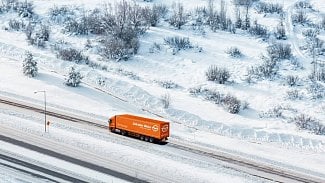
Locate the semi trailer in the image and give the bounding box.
[109,114,169,143]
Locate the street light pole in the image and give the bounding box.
[34,90,47,132]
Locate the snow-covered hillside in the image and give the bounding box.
[0,0,324,181]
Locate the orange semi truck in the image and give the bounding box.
[108,114,169,143]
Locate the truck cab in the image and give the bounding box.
[108,116,115,131]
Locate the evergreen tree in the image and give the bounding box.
[22,51,38,77]
[65,67,83,87]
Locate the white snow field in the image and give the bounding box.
[0,0,324,182]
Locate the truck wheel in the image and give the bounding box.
[149,137,154,143]
[121,130,126,136]
[144,136,149,142]
[140,136,144,141]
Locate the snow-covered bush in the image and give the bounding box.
[286,89,301,100]
[56,48,88,64]
[292,114,325,135]
[259,105,284,118]
[204,90,223,104]
[149,42,162,53]
[8,18,25,31]
[294,1,312,9]
[286,75,299,87]
[164,36,192,51]
[48,5,75,24]
[291,10,308,24]
[248,57,277,79]
[208,0,236,33]
[155,80,179,89]
[256,2,283,14]
[1,0,34,18]
[226,47,243,58]
[116,68,140,80]
[248,20,268,39]
[307,82,324,99]
[315,68,325,82]
[98,1,151,60]
[189,87,244,114]
[161,92,171,109]
[267,42,292,60]
[223,94,241,114]
[22,51,37,77]
[302,29,319,38]
[25,23,50,48]
[101,36,139,61]
[206,65,230,84]
[189,86,203,96]
[144,4,168,27]
[16,0,33,18]
[275,22,286,40]
[65,67,83,87]
[168,2,187,29]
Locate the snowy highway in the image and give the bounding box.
[0,97,324,183]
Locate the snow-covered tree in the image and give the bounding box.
[65,67,83,87]
[22,51,38,77]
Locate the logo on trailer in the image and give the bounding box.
[162,124,169,133]
[152,125,159,132]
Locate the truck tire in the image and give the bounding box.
[121,130,126,136]
[144,136,149,142]
[149,137,154,143]
[140,136,144,141]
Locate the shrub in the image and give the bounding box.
[26,23,50,48]
[248,57,277,79]
[188,86,202,96]
[286,89,301,100]
[57,48,88,63]
[292,114,325,135]
[101,36,139,61]
[206,65,230,84]
[259,105,284,118]
[168,3,187,29]
[205,90,223,104]
[164,36,192,50]
[116,68,140,80]
[267,43,292,60]
[275,23,286,40]
[291,10,308,24]
[144,4,168,27]
[315,68,325,82]
[248,20,268,38]
[189,87,244,114]
[149,42,162,53]
[294,1,312,9]
[223,94,241,114]
[256,2,283,14]
[22,51,37,77]
[16,0,34,18]
[8,18,25,31]
[302,29,319,38]
[307,82,324,99]
[155,80,179,89]
[286,75,299,86]
[48,5,75,24]
[226,47,243,58]
[98,1,151,60]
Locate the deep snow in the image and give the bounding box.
[0,0,324,182]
